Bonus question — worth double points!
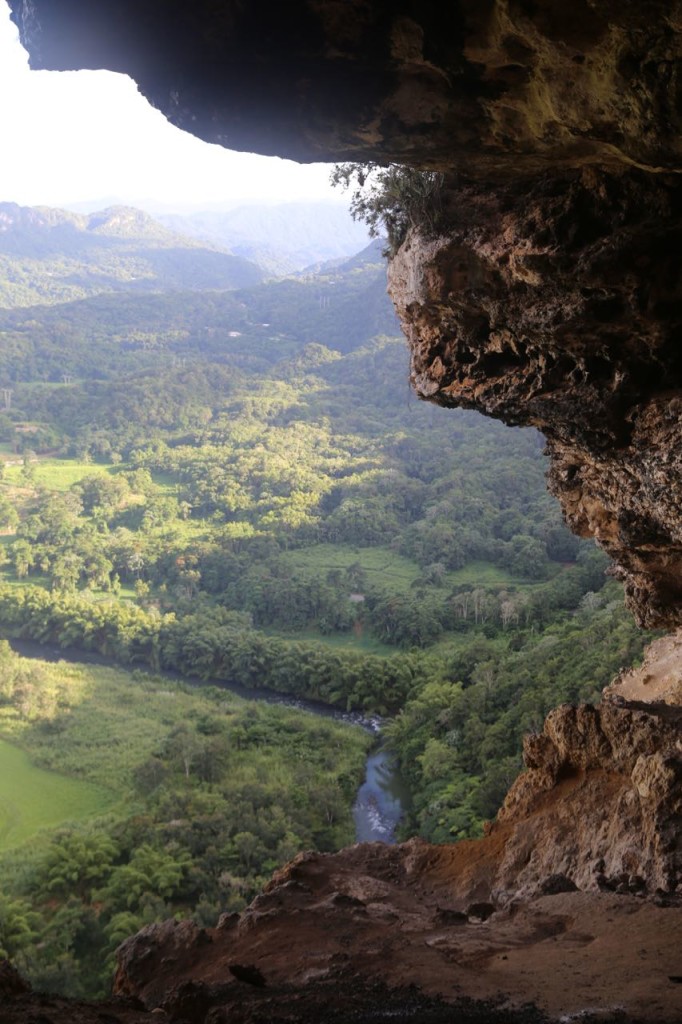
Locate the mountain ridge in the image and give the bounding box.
[159,200,371,276]
[0,200,263,307]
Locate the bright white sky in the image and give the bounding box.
[0,2,338,211]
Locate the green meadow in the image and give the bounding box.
[2,458,113,491]
[276,625,395,656]
[283,544,535,594]
[0,646,371,997]
[282,543,427,594]
[0,737,114,851]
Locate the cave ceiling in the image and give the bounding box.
[7,0,681,171]
[8,0,682,626]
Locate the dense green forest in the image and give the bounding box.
[0,642,370,997]
[0,208,655,997]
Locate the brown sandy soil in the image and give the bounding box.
[606,630,682,707]
[113,840,682,1023]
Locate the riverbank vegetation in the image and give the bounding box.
[0,641,370,997]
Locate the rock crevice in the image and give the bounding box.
[494,699,682,896]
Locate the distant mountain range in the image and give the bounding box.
[0,200,373,308]
[158,201,371,276]
[0,202,263,307]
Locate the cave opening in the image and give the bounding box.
[0,1,680,1021]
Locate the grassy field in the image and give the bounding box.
[283,544,526,594]
[0,738,115,851]
[283,544,432,594]
[0,648,373,999]
[0,574,49,591]
[0,659,226,791]
[445,560,542,588]
[2,458,114,491]
[0,655,370,793]
[150,469,181,493]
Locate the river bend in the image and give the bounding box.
[8,638,409,843]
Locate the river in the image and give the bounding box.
[353,749,411,843]
[7,637,409,844]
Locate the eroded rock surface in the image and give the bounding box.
[495,700,682,896]
[606,626,682,706]
[111,859,682,1021]
[389,166,682,626]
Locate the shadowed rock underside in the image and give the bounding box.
[7,0,682,172]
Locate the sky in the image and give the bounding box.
[0,1,339,212]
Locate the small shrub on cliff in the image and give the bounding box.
[331,162,444,255]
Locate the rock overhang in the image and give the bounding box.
[7,0,682,171]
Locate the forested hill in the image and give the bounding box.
[159,200,372,276]
[0,239,398,383]
[237,239,400,350]
[0,201,262,307]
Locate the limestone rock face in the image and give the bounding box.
[389,167,682,626]
[606,627,682,705]
[494,700,682,895]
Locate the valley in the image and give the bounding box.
[0,200,656,1001]
[1,4,680,1020]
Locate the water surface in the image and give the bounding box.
[353,748,410,843]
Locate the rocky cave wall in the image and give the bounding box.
[389,167,682,627]
[9,0,682,627]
